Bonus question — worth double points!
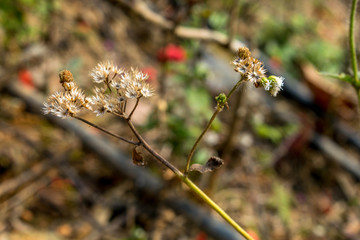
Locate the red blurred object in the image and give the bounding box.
[195,232,207,240]
[157,44,186,62]
[141,66,158,83]
[18,69,34,88]
[247,230,260,240]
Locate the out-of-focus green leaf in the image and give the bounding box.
[252,118,298,144]
[193,148,211,165]
[186,87,212,120]
[122,227,147,240]
[268,183,292,225]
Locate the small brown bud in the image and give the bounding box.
[237,47,251,60]
[59,70,74,84]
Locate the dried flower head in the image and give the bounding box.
[87,66,154,115]
[247,61,266,87]
[43,70,92,118]
[43,62,155,119]
[120,68,154,99]
[90,61,120,84]
[232,47,284,97]
[42,91,86,118]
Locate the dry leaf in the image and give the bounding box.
[132,147,145,166]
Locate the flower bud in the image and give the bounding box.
[59,70,74,84]
[237,47,251,60]
[215,93,227,105]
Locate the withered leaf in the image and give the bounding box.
[132,147,145,166]
[189,156,224,173]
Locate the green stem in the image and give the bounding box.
[126,119,254,240]
[207,84,246,195]
[184,106,222,175]
[350,0,359,85]
[182,177,255,240]
[184,79,244,175]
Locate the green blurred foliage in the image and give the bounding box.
[121,227,147,240]
[165,61,221,159]
[184,1,345,78]
[252,118,298,144]
[0,0,54,48]
[188,3,228,32]
[267,182,293,226]
[208,11,228,32]
[255,13,345,75]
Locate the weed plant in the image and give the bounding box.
[43,47,284,239]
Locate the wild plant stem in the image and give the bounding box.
[182,177,255,240]
[126,119,254,240]
[126,119,183,176]
[74,115,254,239]
[184,79,244,175]
[73,116,139,145]
[207,84,246,195]
[74,86,254,239]
[127,97,140,120]
[184,106,222,175]
[350,0,359,86]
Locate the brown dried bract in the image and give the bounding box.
[189,156,224,173]
[132,147,145,166]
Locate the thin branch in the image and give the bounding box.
[207,84,246,195]
[184,79,244,175]
[184,106,222,175]
[73,116,140,146]
[127,97,140,120]
[126,119,183,177]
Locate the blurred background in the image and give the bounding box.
[0,0,359,239]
